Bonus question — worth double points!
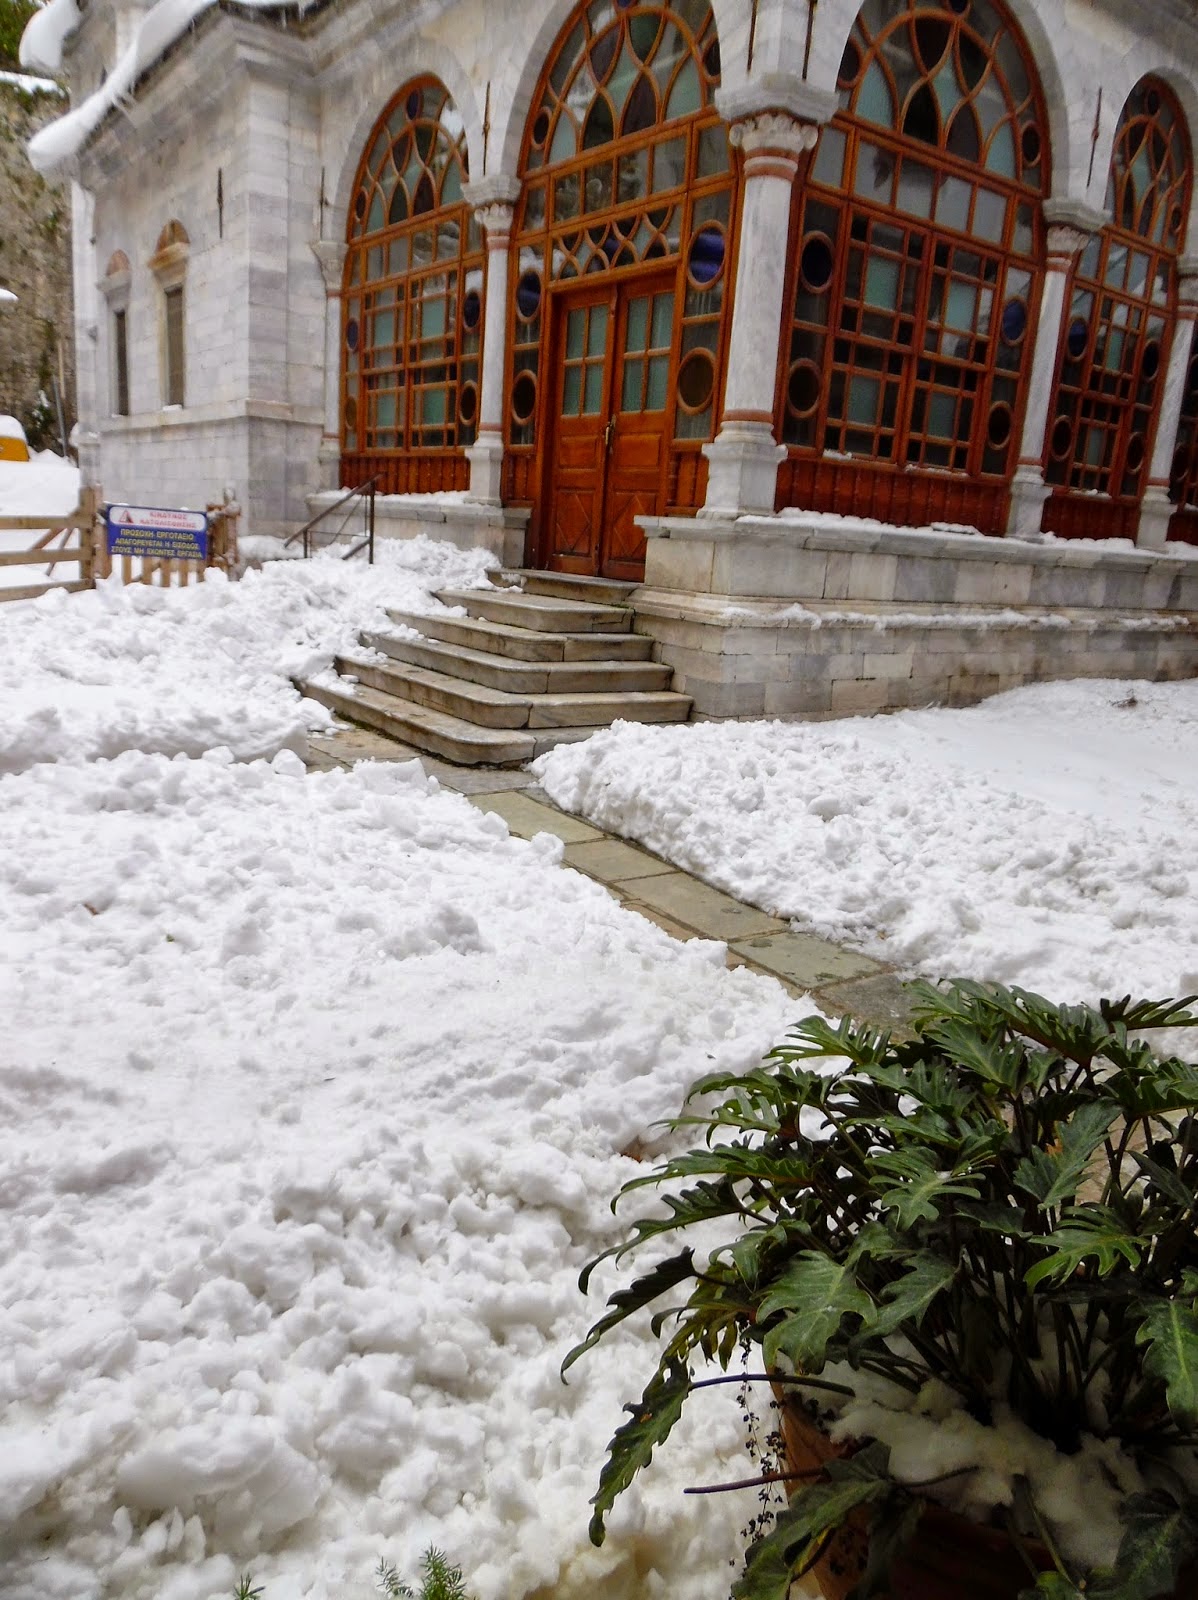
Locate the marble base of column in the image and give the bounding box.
[1137,486,1174,551]
[701,423,785,518]
[466,434,505,505]
[317,437,341,491]
[1005,466,1051,540]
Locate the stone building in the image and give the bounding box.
[20,0,1198,722]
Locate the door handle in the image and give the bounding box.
[604,417,616,450]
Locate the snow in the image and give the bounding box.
[533,680,1198,1001]
[0,450,82,594]
[0,543,797,1600]
[0,414,29,442]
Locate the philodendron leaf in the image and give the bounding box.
[1135,1300,1198,1429]
[859,1252,956,1341]
[1087,1490,1198,1600]
[586,1357,690,1546]
[1025,1209,1144,1290]
[871,1149,982,1228]
[564,1249,696,1373]
[733,1443,896,1600]
[1018,1576,1084,1599]
[758,1253,873,1370]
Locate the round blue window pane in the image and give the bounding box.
[462,289,481,330]
[1142,341,1161,380]
[516,270,542,320]
[1000,298,1027,343]
[801,234,834,291]
[345,319,359,352]
[688,226,725,285]
[1066,317,1088,359]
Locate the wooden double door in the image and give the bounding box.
[540,273,675,582]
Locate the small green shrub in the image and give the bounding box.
[377,1548,475,1600]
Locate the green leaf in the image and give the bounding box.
[918,1015,1027,1093]
[860,1252,956,1341]
[1135,1300,1198,1429]
[1087,1490,1198,1600]
[1018,1576,1085,1599]
[733,1443,897,1600]
[587,1358,691,1546]
[1025,1208,1144,1290]
[758,1254,873,1371]
[871,1149,982,1228]
[1014,1101,1119,1209]
[563,1250,696,1374]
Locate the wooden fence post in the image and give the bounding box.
[79,486,100,588]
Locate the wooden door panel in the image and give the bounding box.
[599,280,673,580]
[544,289,614,572]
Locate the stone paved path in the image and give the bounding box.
[307,724,914,1027]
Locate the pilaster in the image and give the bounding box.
[463,176,521,506]
[311,240,347,488]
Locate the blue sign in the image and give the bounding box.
[106,503,209,562]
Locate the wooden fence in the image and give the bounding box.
[0,489,240,602]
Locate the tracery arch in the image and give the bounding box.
[341,78,485,495]
[1043,78,1192,539]
[505,0,733,517]
[776,0,1048,532]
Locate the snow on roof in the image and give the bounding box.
[22,0,312,173]
[0,415,28,441]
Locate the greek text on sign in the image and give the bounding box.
[106,503,209,563]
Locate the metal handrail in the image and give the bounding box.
[284,475,378,562]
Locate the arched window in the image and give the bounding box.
[149,222,189,409]
[778,0,1047,532]
[1043,80,1191,539]
[341,79,485,495]
[507,0,732,515]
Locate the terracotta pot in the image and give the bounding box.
[776,1401,1049,1600]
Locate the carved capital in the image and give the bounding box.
[311,240,348,294]
[729,112,819,161]
[475,200,515,242]
[1045,223,1091,259]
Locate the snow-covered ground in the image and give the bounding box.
[533,680,1198,1001]
[0,450,83,594]
[0,551,795,1600]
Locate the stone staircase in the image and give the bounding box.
[297,570,692,766]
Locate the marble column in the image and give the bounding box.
[702,110,817,518]
[463,175,522,506]
[1137,256,1198,550]
[311,240,347,490]
[1005,207,1097,539]
[72,181,101,487]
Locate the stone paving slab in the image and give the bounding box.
[628,871,787,941]
[464,789,604,844]
[562,838,676,882]
[814,972,917,1027]
[729,931,884,990]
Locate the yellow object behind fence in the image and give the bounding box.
[0,436,30,463]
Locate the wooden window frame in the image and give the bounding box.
[100,250,132,418]
[148,222,189,411]
[776,0,1047,534]
[341,77,484,496]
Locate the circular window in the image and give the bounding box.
[516,270,543,321]
[1050,416,1073,459]
[837,39,862,87]
[1000,298,1027,344]
[1125,433,1146,473]
[532,109,550,147]
[987,402,1012,449]
[801,234,835,292]
[1066,318,1089,360]
[677,349,715,412]
[345,397,358,430]
[787,361,821,417]
[346,319,360,352]
[1142,341,1161,380]
[462,289,482,331]
[459,383,478,425]
[688,226,725,286]
[1020,125,1041,167]
[354,191,367,220]
[512,372,537,422]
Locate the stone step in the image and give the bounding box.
[505,569,640,606]
[361,628,673,695]
[297,678,537,766]
[337,651,691,730]
[387,608,653,663]
[436,587,633,634]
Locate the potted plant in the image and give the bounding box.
[564,982,1198,1599]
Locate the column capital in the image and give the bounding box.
[462,173,522,210]
[1042,196,1105,231]
[729,111,820,162]
[311,240,347,294]
[474,201,516,241]
[1045,223,1092,260]
[716,78,838,129]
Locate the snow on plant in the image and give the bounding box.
[566,982,1198,1598]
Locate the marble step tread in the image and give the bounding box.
[502,569,639,605]
[436,587,634,634]
[386,607,653,663]
[337,651,691,730]
[360,628,672,696]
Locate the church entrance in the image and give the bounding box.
[541,275,674,579]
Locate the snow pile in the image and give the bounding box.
[0,448,79,514]
[0,539,493,772]
[534,680,1198,999]
[0,748,793,1600]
